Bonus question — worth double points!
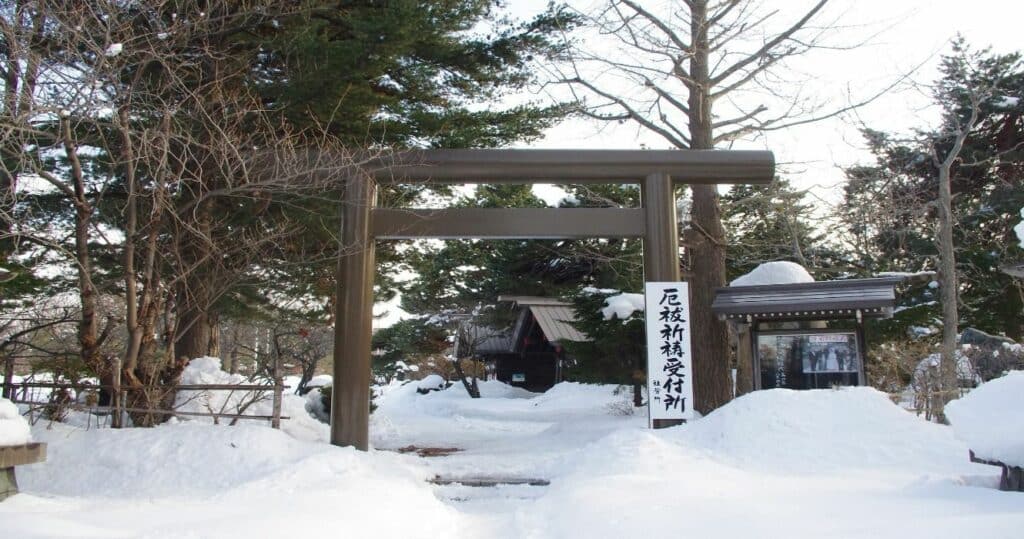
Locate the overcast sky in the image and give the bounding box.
[503,0,1024,207]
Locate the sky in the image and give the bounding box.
[501,0,1024,207]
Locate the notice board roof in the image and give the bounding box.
[711,277,903,322]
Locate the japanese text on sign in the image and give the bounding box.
[644,282,695,425]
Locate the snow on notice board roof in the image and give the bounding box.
[0,397,31,446]
[946,370,1024,467]
[730,261,814,287]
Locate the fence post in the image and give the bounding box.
[271,354,282,429]
[111,357,123,428]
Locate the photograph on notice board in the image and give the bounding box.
[800,333,858,373]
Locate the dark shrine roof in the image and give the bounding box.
[500,296,587,344]
[711,277,903,322]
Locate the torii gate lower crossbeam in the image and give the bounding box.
[332,149,774,449]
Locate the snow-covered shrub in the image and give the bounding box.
[415,374,447,394]
[959,329,1024,382]
[603,398,636,416]
[304,386,330,423]
[312,383,378,424]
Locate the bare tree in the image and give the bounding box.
[1,2,366,425]
[553,0,887,413]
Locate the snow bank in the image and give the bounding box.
[13,423,464,538]
[946,371,1024,467]
[523,387,998,539]
[601,292,645,320]
[670,387,975,475]
[22,424,321,498]
[0,397,31,446]
[730,260,814,286]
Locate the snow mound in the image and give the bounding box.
[475,379,537,398]
[0,397,31,446]
[530,382,625,411]
[306,374,333,388]
[22,424,320,498]
[416,374,446,392]
[670,387,975,475]
[15,423,464,538]
[601,293,645,320]
[946,371,1024,467]
[730,261,814,287]
[181,356,246,385]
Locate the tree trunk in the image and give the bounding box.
[936,159,959,422]
[933,96,978,422]
[453,358,480,398]
[207,313,220,358]
[176,305,211,362]
[684,0,733,414]
[174,202,214,362]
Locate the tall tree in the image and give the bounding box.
[558,0,856,413]
[839,42,1024,417]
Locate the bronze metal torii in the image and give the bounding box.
[333,149,774,449]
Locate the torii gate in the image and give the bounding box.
[332,149,774,449]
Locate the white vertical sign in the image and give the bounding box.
[645,281,695,426]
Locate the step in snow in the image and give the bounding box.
[433,481,549,505]
[429,476,549,487]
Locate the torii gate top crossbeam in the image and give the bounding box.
[364,149,774,184]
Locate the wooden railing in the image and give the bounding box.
[2,376,288,428]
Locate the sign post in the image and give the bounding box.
[645,282,695,428]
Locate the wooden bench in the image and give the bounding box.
[970,450,1023,492]
[0,443,47,501]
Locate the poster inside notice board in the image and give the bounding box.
[644,281,695,426]
[755,331,861,390]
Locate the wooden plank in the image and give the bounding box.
[0,443,46,468]
[429,476,550,487]
[373,207,645,239]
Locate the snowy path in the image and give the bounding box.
[3,381,1024,538]
[372,382,1024,538]
[370,382,645,538]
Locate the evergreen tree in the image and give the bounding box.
[839,41,1024,339]
[721,179,835,281]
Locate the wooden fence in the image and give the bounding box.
[1,358,288,428]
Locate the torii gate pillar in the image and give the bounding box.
[331,175,376,449]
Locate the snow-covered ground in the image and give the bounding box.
[3,378,1023,538]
